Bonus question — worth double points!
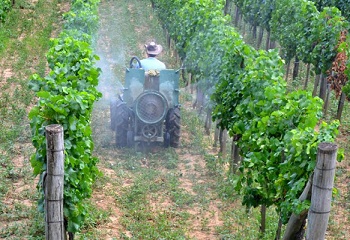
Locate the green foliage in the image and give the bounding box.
[307,6,346,73]
[234,0,274,31]
[278,121,339,221]
[63,0,100,36]
[0,0,11,22]
[335,0,350,20]
[342,81,350,99]
[237,0,349,75]
[28,0,101,234]
[343,36,350,96]
[312,0,350,20]
[213,47,340,222]
[270,0,299,62]
[153,0,226,60]
[152,0,342,232]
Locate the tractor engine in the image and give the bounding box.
[134,91,168,142]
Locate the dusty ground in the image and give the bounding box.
[89,1,350,238]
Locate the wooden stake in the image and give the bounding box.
[318,74,327,101]
[283,175,313,240]
[45,124,65,240]
[306,142,337,240]
[292,56,300,80]
[323,83,331,116]
[312,74,320,97]
[213,123,219,148]
[219,128,228,158]
[336,92,346,121]
[303,63,311,90]
[230,139,241,174]
[204,108,212,135]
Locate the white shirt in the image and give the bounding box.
[140,57,166,71]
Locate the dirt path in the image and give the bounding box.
[87,0,231,239]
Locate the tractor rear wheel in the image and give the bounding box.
[164,132,170,148]
[166,107,181,148]
[111,99,130,147]
[127,130,134,148]
[110,98,118,131]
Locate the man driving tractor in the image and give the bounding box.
[139,41,166,71]
[110,40,180,149]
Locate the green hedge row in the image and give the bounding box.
[151,0,340,231]
[29,0,101,235]
[312,0,350,21]
[234,0,349,73]
[233,0,350,101]
[0,0,12,22]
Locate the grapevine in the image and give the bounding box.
[29,0,101,235]
[151,0,341,235]
[0,0,11,22]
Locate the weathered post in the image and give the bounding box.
[303,63,311,90]
[213,121,220,148]
[336,92,346,121]
[219,128,228,158]
[283,175,313,240]
[45,124,65,240]
[224,0,231,15]
[312,74,321,97]
[204,108,212,135]
[230,139,241,174]
[306,142,337,240]
[319,74,327,102]
[292,56,300,80]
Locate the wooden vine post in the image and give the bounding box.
[219,128,228,158]
[336,92,346,121]
[312,74,321,97]
[213,121,220,148]
[230,139,241,174]
[306,142,337,240]
[319,74,327,102]
[45,124,65,240]
[303,63,311,90]
[283,176,313,240]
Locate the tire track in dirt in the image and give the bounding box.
[89,0,174,238]
[91,0,229,239]
[92,0,260,237]
[177,150,224,239]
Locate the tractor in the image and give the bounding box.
[110,57,181,148]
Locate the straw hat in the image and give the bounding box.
[145,42,163,55]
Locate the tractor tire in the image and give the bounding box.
[164,132,170,148]
[111,99,130,147]
[116,125,128,147]
[127,130,134,148]
[110,98,118,131]
[166,107,181,148]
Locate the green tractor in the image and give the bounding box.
[110,57,181,148]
